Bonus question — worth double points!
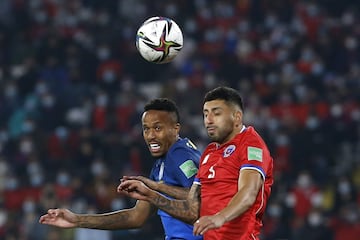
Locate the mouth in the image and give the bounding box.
[206,126,216,134]
[149,142,161,153]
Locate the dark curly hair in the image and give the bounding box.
[203,86,244,111]
[144,98,180,123]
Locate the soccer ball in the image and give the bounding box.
[136,16,183,64]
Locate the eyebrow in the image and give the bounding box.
[203,106,223,113]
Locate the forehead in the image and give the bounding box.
[203,99,229,111]
[142,110,173,124]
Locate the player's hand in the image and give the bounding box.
[117,179,155,201]
[39,208,78,228]
[121,175,160,191]
[193,213,226,236]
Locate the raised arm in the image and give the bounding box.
[122,175,190,200]
[39,200,155,230]
[119,180,201,224]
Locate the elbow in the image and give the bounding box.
[128,215,147,228]
[132,221,144,228]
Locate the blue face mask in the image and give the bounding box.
[57,172,70,186]
[55,127,68,140]
[102,70,116,83]
[23,199,36,213]
[5,85,17,98]
[22,121,35,133]
[97,47,110,60]
[6,177,19,190]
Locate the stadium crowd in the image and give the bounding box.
[0,0,359,239]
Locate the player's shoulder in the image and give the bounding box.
[169,137,199,153]
[236,126,262,141]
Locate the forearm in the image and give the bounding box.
[148,184,200,224]
[217,170,263,222]
[156,182,190,200]
[150,193,199,224]
[217,192,256,222]
[76,210,141,230]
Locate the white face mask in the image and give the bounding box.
[35,82,48,95]
[330,104,343,117]
[57,172,70,186]
[22,121,35,134]
[91,160,106,176]
[96,94,108,107]
[97,47,110,60]
[102,70,116,83]
[338,180,351,195]
[23,199,36,213]
[297,174,311,188]
[5,176,18,190]
[55,127,68,140]
[0,130,9,142]
[42,95,55,108]
[30,173,43,187]
[306,116,319,129]
[4,84,17,98]
[268,203,282,217]
[308,212,322,227]
[0,210,7,226]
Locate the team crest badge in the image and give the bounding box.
[224,145,236,157]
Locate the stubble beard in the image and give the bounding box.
[208,126,233,144]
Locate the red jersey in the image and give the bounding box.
[194,126,274,240]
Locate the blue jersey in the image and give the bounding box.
[149,137,203,240]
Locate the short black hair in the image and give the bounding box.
[144,98,180,123]
[203,86,244,111]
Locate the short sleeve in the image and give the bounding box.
[168,148,199,187]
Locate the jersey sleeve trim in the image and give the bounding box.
[241,164,265,180]
[193,177,201,185]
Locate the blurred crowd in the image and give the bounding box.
[0,0,359,239]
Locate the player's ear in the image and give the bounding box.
[174,123,181,135]
[235,110,242,125]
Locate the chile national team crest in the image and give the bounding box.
[223,145,236,157]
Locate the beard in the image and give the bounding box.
[207,125,233,144]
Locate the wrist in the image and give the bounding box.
[155,180,164,191]
[216,212,228,223]
[76,215,85,228]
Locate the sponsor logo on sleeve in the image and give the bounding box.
[247,147,263,162]
[179,160,198,178]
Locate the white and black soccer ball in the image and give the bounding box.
[136,16,183,64]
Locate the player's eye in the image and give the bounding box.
[213,110,222,116]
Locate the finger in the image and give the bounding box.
[47,209,58,216]
[125,176,141,181]
[200,221,217,235]
[193,220,203,235]
[121,176,131,181]
[118,181,130,189]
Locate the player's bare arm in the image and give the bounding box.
[39,200,155,230]
[122,175,190,200]
[119,179,200,224]
[152,183,200,224]
[193,169,263,235]
[218,169,263,221]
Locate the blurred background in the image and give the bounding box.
[0,0,359,239]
